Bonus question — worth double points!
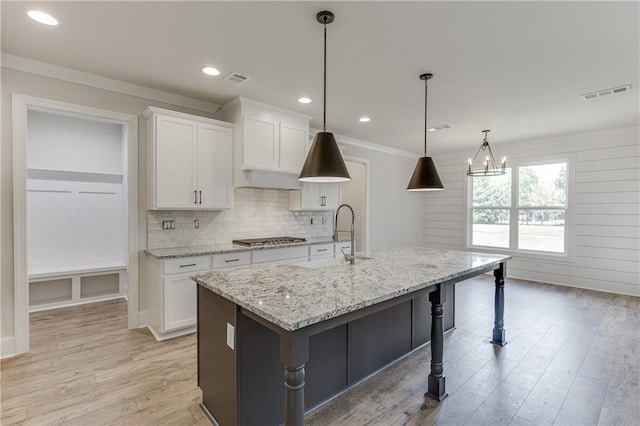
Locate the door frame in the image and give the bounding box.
[12,94,139,355]
[343,156,370,253]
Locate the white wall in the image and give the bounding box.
[424,126,640,296]
[337,137,425,250]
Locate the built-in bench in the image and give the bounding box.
[28,265,126,312]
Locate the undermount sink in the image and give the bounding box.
[297,255,372,269]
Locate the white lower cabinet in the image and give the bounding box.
[148,255,212,341]
[163,273,198,331]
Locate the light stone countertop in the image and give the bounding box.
[192,247,511,332]
[145,237,344,259]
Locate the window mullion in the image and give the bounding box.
[510,167,519,249]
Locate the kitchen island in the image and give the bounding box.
[192,247,510,426]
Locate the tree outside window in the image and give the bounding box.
[470,162,568,254]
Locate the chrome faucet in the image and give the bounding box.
[334,204,356,264]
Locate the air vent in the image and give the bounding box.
[222,72,250,86]
[581,85,630,100]
[427,123,452,132]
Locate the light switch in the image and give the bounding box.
[226,323,235,350]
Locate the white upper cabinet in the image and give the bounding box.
[223,97,311,188]
[289,182,342,211]
[145,107,233,210]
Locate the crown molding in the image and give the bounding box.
[310,127,419,159]
[1,53,221,113]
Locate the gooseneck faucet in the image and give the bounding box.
[334,204,356,264]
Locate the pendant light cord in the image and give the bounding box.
[423,77,428,157]
[323,19,327,132]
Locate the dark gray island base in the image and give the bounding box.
[193,248,510,426]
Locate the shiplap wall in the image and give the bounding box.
[425,126,639,296]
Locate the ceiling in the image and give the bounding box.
[2,1,638,155]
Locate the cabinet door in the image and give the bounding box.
[197,123,232,209]
[243,115,278,171]
[163,274,197,332]
[155,116,197,208]
[321,183,341,210]
[300,183,322,210]
[279,122,308,174]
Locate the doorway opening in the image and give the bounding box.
[12,95,139,355]
[339,159,369,252]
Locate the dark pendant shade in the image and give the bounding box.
[298,132,351,182]
[406,156,444,191]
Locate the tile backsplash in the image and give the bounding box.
[147,188,333,249]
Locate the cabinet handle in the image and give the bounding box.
[199,190,202,204]
[194,190,197,204]
[180,263,197,268]
[317,248,328,252]
[225,258,240,263]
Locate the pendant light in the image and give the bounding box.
[407,73,444,191]
[299,11,351,183]
[467,130,506,176]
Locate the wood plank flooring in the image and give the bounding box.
[2,276,638,425]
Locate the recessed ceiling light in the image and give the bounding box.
[359,117,371,123]
[202,67,220,76]
[27,10,58,26]
[298,97,312,104]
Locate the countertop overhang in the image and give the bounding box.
[192,247,511,332]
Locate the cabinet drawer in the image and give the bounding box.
[212,251,251,269]
[163,256,212,275]
[252,246,309,264]
[335,242,352,256]
[310,244,334,257]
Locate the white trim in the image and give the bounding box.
[138,309,149,327]
[310,127,419,159]
[12,94,141,356]
[2,53,221,114]
[344,156,371,253]
[1,337,16,359]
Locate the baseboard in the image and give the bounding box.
[1,336,16,359]
[138,309,149,327]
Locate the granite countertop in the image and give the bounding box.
[145,237,343,259]
[192,247,511,332]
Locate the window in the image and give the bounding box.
[469,160,568,255]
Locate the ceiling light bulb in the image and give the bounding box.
[202,67,220,76]
[298,97,312,104]
[27,10,58,26]
[359,117,371,123]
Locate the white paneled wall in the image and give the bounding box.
[425,126,640,296]
[148,188,333,249]
[28,179,125,273]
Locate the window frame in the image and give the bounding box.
[465,154,574,259]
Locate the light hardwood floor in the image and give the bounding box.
[2,276,639,425]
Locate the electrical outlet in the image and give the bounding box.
[162,219,175,230]
[311,218,315,225]
[194,219,199,229]
[322,216,327,225]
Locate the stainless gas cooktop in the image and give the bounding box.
[232,237,307,247]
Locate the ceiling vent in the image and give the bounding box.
[427,123,452,132]
[222,72,250,86]
[581,85,630,100]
